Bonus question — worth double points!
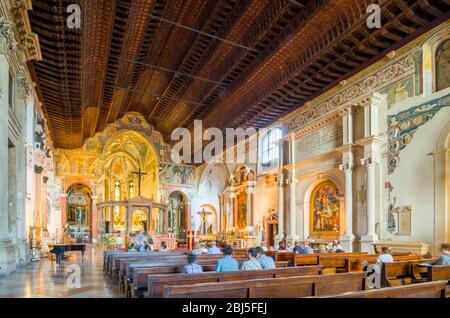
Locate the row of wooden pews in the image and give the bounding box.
[103,250,450,298]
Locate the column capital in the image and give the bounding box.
[0,20,17,56]
[339,162,354,172]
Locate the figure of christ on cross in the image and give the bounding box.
[132,167,147,196]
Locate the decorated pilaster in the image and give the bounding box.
[0,18,16,275]
[356,93,385,253]
[337,107,355,251]
[286,138,298,243]
[276,172,285,243]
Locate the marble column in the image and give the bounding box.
[357,94,385,253]
[15,74,31,264]
[337,107,355,251]
[286,138,297,243]
[0,27,16,275]
[338,152,355,252]
[276,173,285,243]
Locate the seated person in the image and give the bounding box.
[148,239,154,251]
[138,241,147,252]
[200,242,208,254]
[241,247,263,271]
[128,243,137,253]
[276,241,287,252]
[286,242,293,252]
[327,240,344,252]
[256,246,276,269]
[318,244,327,253]
[191,242,204,255]
[159,241,169,252]
[183,253,203,274]
[431,243,450,265]
[207,241,221,254]
[377,246,394,263]
[216,245,239,272]
[293,241,313,254]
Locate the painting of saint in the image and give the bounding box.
[310,181,341,235]
[237,193,247,229]
[436,39,450,92]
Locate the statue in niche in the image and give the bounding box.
[436,39,450,91]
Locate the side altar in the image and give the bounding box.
[97,196,175,249]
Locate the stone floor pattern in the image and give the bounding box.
[0,245,119,298]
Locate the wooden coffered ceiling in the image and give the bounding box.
[27,0,450,148]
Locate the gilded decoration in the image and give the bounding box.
[387,92,450,175]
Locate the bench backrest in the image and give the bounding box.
[294,252,368,267]
[163,272,366,298]
[427,264,450,281]
[145,266,323,298]
[274,252,295,263]
[126,258,245,278]
[317,280,447,298]
[345,254,422,272]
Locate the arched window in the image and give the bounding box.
[261,128,282,166]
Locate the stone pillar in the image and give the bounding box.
[0,25,17,275]
[276,173,285,243]
[286,138,297,243]
[15,74,31,264]
[337,107,355,251]
[357,94,385,253]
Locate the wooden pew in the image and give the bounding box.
[381,259,435,287]
[293,252,368,270]
[427,264,450,282]
[163,272,367,298]
[120,257,230,293]
[129,264,218,298]
[142,266,323,298]
[113,253,224,284]
[316,280,448,298]
[345,254,422,272]
[122,258,240,295]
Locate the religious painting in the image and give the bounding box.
[436,39,450,92]
[237,193,247,229]
[67,183,92,226]
[131,210,148,233]
[159,164,195,186]
[168,191,188,240]
[310,180,341,236]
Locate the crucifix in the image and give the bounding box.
[198,208,212,235]
[132,167,147,196]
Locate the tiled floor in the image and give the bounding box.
[0,245,120,298]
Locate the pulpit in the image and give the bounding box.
[373,240,431,256]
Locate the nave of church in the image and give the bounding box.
[0,0,450,300]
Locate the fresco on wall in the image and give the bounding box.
[387,92,450,174]
[436,39,450,92]
[159,164,195,186]
[310,181,341,235]
[380,75,415,108]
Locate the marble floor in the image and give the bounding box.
[0,245,120,298]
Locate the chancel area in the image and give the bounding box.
[0,0,450,299]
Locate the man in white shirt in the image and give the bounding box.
[377,246,394,263]
[207,241,221,254]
